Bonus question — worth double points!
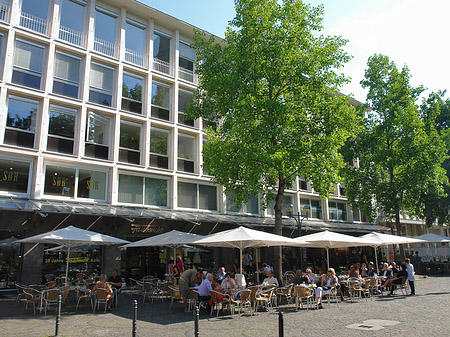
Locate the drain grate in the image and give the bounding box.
[347,319,400,331]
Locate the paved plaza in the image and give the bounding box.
[0,276,449,337]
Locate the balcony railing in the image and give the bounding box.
[125,48,146,67]
[152,58,172,76]
[94,37,118,58]
[19,11,48,36]
[178,67,196,84]
[0,2,10,23]
[59,25,85,48]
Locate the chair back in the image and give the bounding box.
[85,283,96,291]
[62,285,70,299]
[144,282,155,292]
[45,281,57,289]
[45,289,60,301]
[28,284,42,290]
[294,285,311,298]
[15,283,26,295]
[365,277,376,287]
[188,289,198,301]
[283,271,295,286]
[76,273,85,283]
[249,286,258,300]
[401,276,408,285]
[209,290,219,304]
[96,288,108,300]
[45,274,55,282]
[239,289,251,302]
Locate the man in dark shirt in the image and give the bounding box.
[367,262,376,277]
[292,269,311,285]
[108,270,122,289]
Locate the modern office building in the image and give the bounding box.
[1,0,429,287]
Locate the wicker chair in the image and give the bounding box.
[231,289,252,317]
[293,285,315,311]
[255,287,275,312]
[43,289,60,315]
[209,289,231,316]
[276,283,293,305]
[94,288,111,313]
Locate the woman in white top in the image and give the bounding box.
[234,268,246,288]
[315,268,339,309]
[221,273,236,290]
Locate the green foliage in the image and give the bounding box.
[187,0,357,210]
[341,54,448,230]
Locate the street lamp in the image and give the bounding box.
[286,203,310,269]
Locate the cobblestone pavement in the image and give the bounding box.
[1,276,449,337]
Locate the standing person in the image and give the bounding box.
[405,258,415,295]
[176,255,185,274]
[243,251,253,273]
[179,268,202,312]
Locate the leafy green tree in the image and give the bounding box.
[186,0,358,278]
[342,54,448,242]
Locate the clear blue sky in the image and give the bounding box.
[141,0,449,103]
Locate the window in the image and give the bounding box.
[118,174,168,207]
[300,198,322,219]
[339,183,345,196]
[153,32,171,74]
[328,200,347,221]
[178,182,217,210]
[44,166,106,200]
[44,166,76,197]
[47,105,76,154]
[178,134,195,173]
[119,120,141,165]
[94,7,117,57]
[150,127,169,169]
[77,169,106,200]
[178,90,195,127]
[12,39,45,89]
[53,52,81,98]
[0,2,9,23]
[125,19,146,66]
[226,190,259,214]
[59,0,86,46]
[122,73,143,114]
[20,0,49,35]
[4,96,37,148]
[267,195,293,216]
[352,208,360,222]
[151,82,170,120]
[299,178,308,191]
[179,41,195,82]
[0,159,30,194]
[89,62,114,106]
[85,112,110,160]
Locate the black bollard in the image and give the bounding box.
[132,300,137,337]
[55,294,62,337]
[194,305,200,336]
[278,312,284,337]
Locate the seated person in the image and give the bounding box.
[198,273,214,309]
[380,263,393,289]
[262,270,279,287]
[390,262,399,278]
[349,264,360,278]
[367,262,376,277]
[360,263,368,278]
[209,282,224,307]
[216,267,226,283]
[221,273,236,290]
[305,268,316,284]
[315,268,338,309]
[234,268,247,289]
[292,269,312,285]
[92,274,114,310]
[108,270,122,290]
[385,263,408,295]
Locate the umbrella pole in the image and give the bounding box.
[374,246,379,274]
[326,248,330,270]
[256,248,260,284]
[65,246,70,286]
[240,248,243,276]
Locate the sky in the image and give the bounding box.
[141,0,449,103]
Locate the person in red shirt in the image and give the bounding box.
[176,255,185,273]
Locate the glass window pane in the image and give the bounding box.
[90,63,113,93]
[178,134,195,160]
[54,52,80,84]
[338,202,347,221]
[95,9,116,43]
[328,201,337,220]
[246,195,259,214]
[179,41,195,61]
[153,33,170,63]
[48,106,76,138]
[353,208,360,222]
[44,166,75,197]
[178,182,196,208]
[199,185,217,210]
[0,159,30,193]
[77,169,106,200]
[60,0,85,32]
[118,174,143,204]
[311,199,322,219]
[150,128,168,155]
[7,97,37,131]
[14,40,44,73]
[21,0,48,20]
[122,74,142,101]
[86,112,109,145]
[268,195,292,216]
[151,83,170,109]
[226,190,241,213]
[178,90,192,112]
[120,121,140,150]
[300,198,310,217]
[126,21,145,53]
[144,177,167,207]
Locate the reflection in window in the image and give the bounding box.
[94,7,117,57]
[59,0,86,46]
[151,82,170,120]
[153,32,171,74]
[20,0,49,35]
[122,73,143,114]
[179,41,195,82]
[177,182,197,208]
[0,159,30,193]
[119,121,141,165]
[226,190,259,214]
[47,105,76,154]
[177,182,217,210]
[53,52,81,98]
[4,96,37,148]
[267,195,293,216]
[178,134,195,173]
[150,128,169,169]
[178,90,194,127]
[89,62,114,106]
[12,39,44,89]
[85,112,109,160]
[125,19,146,66]
[328,201,347,221]
[118,174,143,204]
[144,177,168,207]
[44,166,76,197]
[77,169,106,200]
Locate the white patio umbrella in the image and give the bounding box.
[293,230,374,270]
[414,233,450,259]
[17,225,129,283]
[122,230,205,269]
[360,232,426,273]
[192,226,310,275]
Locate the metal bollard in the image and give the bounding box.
[278,312,284,337]
[55,294,62,337]
[194,305,200,336]
[132,300,137,337]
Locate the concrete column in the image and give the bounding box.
[101,245,121,277]
[20,243,44,285]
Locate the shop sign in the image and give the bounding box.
[130,224,164,234]
[45,257,100,264]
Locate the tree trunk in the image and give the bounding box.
[273,174,286,282]
[395,210,406,261]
